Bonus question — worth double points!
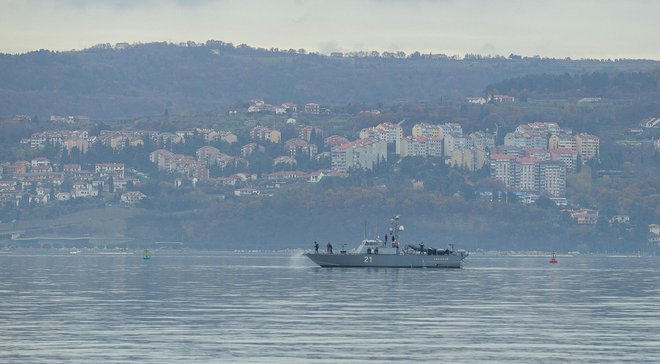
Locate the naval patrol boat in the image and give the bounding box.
[305,215,468,268]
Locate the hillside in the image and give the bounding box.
[1,41,658,119]
[486,71,660,99]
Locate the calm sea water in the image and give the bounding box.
[1,252,659,363]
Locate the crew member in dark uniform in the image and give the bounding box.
[314,241,319,254]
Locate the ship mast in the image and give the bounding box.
[390,215,402,247]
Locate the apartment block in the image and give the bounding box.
[331,138,387,173]
[443,133,468,155]
[359,122,403,154]
[451,147,486,171]
[412,123,444,140]
[250,126,281,144]
[515,157,540,192]
[539,161,566,197]
[489,153,517,188]
[400,136,442,158]
[469,131,496,151]
[576,133,599,161]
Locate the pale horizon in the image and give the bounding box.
[1,0,660,60]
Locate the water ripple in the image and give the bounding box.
[0,254,659,363]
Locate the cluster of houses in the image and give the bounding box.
[490,123,599,204]
[11,114,90,123]
[5,116,601,209]
[49,114,90,124]
[148,124,344,189]
[149,149,211,181]
[465,95,516,104]
[4,126,241,208]
[348,121,598,205]
[564,208,599,225]
[0,158,145,208]
[13,117,599,208]
[3,104,658,245]
[7,108,650,232]
[247,99,325,115]
[22,128,239,153]
[330,121,494,173]
[23,130,92,153]
[325,120,600,207]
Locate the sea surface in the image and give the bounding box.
[1,252,659,363]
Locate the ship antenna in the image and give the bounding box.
[391,215,402,246]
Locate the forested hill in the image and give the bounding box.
[485,70,660,99]
[0,41,658,119]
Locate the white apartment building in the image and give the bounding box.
[331,138,387,172]
[442,122,463,135]
[550,149,578,172]
[540,161,566,197]
[515,122,561,135]
[469,131,496,151]
[359,122,403,154]
[412,123,444,139]
[489,153,517,188]
[304,103,320,115]
[443,133,468,155]
[400,136,442,158]
[515,157,540,192]
[576,133,599,161]
[196,146,223,166]
[491,152,567,196]
[72,182,99,198]
[548,133,577,151]
[95,163,125,179]
[504,131,547,150]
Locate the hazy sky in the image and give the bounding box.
[1,0,659,59]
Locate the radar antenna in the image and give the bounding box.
[390,215,403,248]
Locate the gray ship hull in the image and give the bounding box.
[304,253,465,268]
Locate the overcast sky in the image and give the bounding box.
[1,0,659,59]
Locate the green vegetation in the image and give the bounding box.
[1,42,658,119]
[486,71,659,99]
[1,51,659,252]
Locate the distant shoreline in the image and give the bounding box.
[0,246,653,257]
